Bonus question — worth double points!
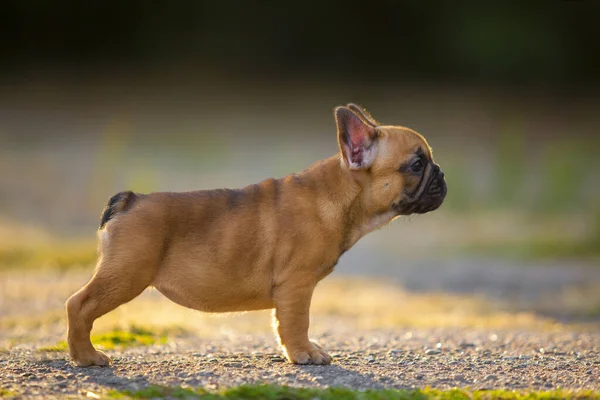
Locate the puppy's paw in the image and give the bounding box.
[287,342,332,365]
[72,350,112,367]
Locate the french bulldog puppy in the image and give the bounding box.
[66,104,446,366]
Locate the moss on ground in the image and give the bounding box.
[0,388,19,398]
[38,326,168,352]
[0,388,21,399]
[106,385,600,400]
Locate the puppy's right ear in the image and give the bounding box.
[335,106,379,170]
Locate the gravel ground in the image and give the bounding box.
[2,257,599,398]
[1,329,599,398]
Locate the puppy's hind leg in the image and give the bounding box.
[66,236,157,367]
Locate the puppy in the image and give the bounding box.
[66,104,447,366]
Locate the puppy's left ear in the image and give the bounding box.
[335,106,379,170]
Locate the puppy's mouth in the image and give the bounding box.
[393,163,447,215]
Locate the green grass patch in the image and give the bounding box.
[106,385,600,400]
[38,326,169,352]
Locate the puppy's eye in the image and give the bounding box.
[411,159,424,173]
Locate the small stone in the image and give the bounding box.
[425,349,440,355]
[387,349,402,358]
[483,374,497,381]
[223,362,243,368]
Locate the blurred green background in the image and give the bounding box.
[1,1,599,320]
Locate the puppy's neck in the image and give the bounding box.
[302,156,396,252]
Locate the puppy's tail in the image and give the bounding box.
[99,191,137,229]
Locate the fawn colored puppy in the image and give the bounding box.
[66,104,447,366]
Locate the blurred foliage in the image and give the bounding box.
[539,141,592,213]
[1,1,599,85]
[438,160,471,213]
[464,235,600,262]
[493,131,527,208]
[0,240,96,271]
[443,136,599,216]
[462,205,600,261]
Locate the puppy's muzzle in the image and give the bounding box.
[395,163,447,215]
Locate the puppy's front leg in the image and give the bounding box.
[272,283,332,365]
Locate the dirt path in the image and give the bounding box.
[1,329,598,398]
[1,262,599,398]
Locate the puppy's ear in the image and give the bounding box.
[335,106,379,170]
[347,103,379,128]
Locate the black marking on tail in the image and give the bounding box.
[99,191,136,229]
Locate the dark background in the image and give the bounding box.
[2,1,599,85]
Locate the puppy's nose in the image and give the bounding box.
[438,170,445,179]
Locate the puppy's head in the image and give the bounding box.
[335,104,446,216]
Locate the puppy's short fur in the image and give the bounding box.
[66,104,447,366]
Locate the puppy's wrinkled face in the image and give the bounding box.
[335,104,447,216]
